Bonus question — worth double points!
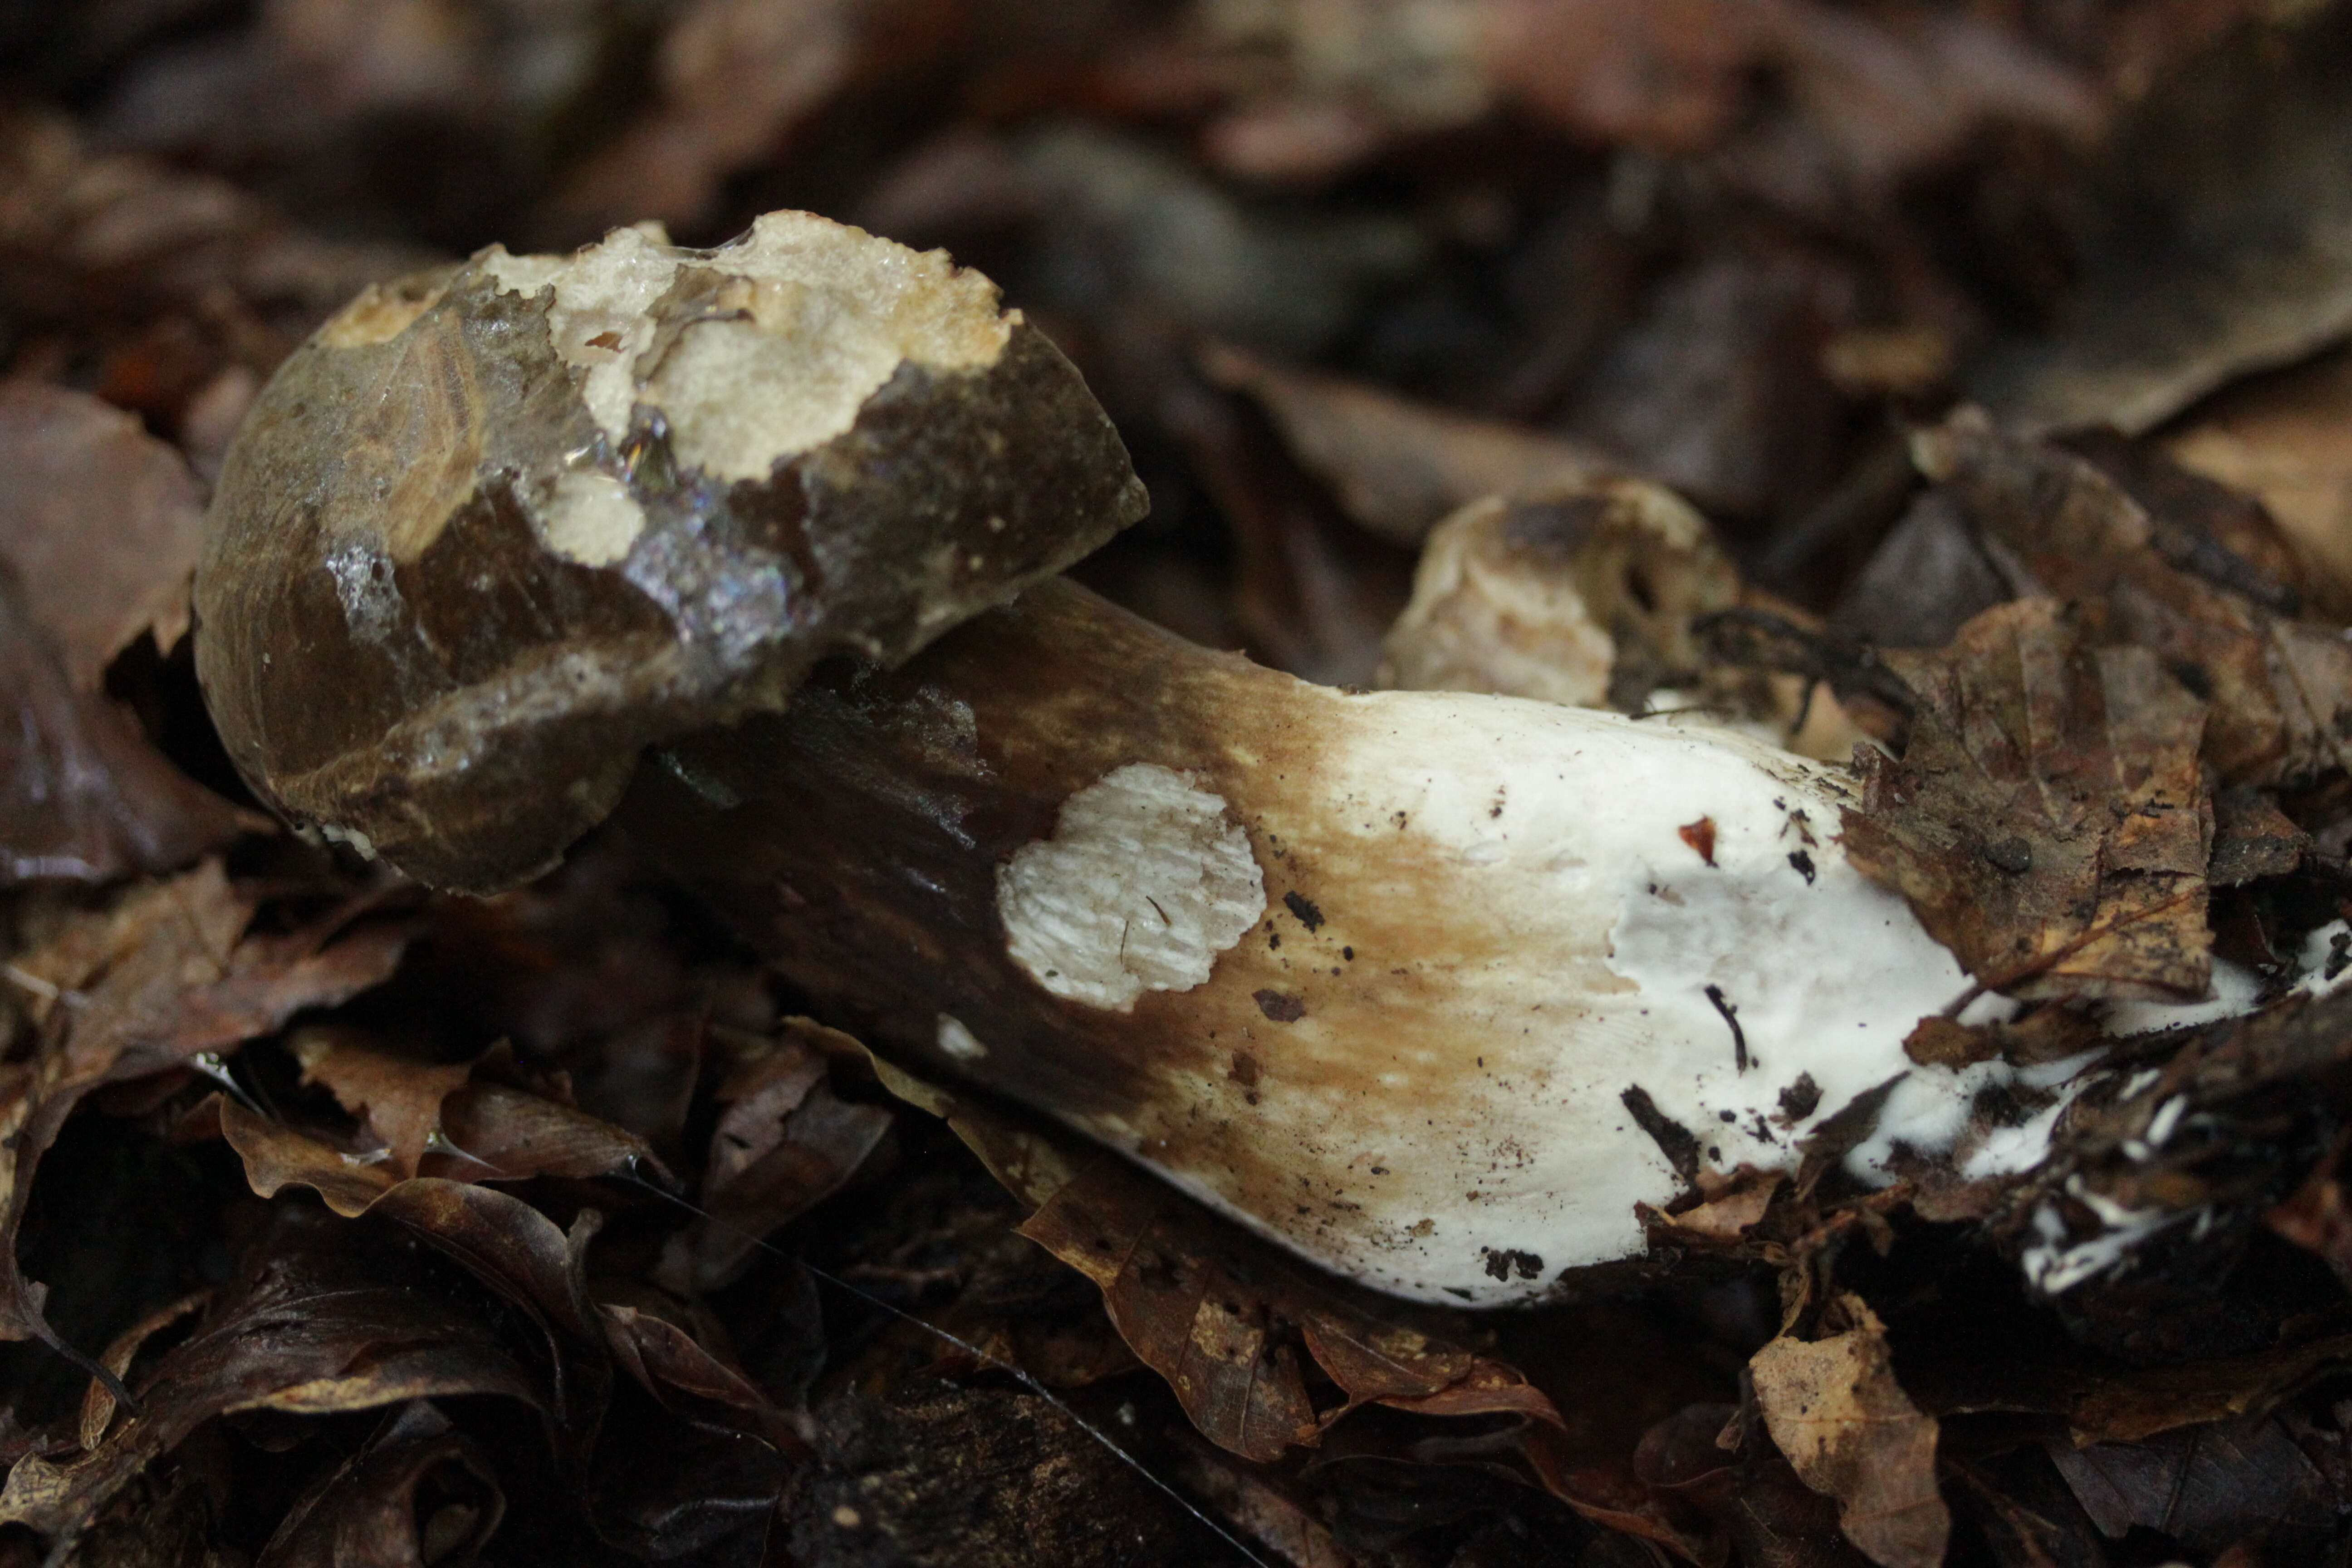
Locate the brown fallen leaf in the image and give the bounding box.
[435,1081,658,1185]
[1910,409,2352,787]
[255,1400,506,1568]
[0,863,407,1375]
[0,110,430,439]
[291,1029,472,1182]
[0,1203,541,1552]
[0,567,252,884]
[1164,361,1418,685]
[2046,1412,2337,1553]
[1842,597,2212,1001]
[2165,346,2352,620]
[1627,1398,1868,1568]
[1971,10,2352,436]
[1205,343,1610,547]
[597,1292,804,1452]
[536,0,886,238]
[1750,1294,1950,1568]
[292,1028,661,1186]
[873,1057,1556,1465]
[0,382,206,689]
[655,1019,892,1295]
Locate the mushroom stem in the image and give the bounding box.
[617,577,1989,1305]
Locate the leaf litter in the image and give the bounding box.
[16,3,2352,1565]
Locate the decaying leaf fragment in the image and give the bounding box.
[0,862,408,1370]
[0,570,250,885]
[655,1019,892,1295]
[2165,346,2352,620]
[1842,596,2212,1001]
[882,1063,1555,1466]
[0,1206,540,1550]
[1206,344,1609,546]
[1750,1294,1950,1568]
[1913,408,2352,788]
[255,1400,506,1568]
[0,383,207,689]
[1970,8,2352,436]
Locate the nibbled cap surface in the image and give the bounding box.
[195,213,1148,891]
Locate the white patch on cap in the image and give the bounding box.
[485,225,679,441]
[483,212,1012,482]
[533,470,645,567]
[998,764,1265,1012]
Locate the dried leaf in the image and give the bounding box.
[2046,1415,2337,1552]
[0,382,205,687]
[539,0,877,236]
[293,1029,660,1186]
[0,865,407,1364]
[1843,598,2212,1000]
[215,1100,613,1446]
[436,1082,656,1184]
[657,1020,892,1294]
[292,1031,472,1182]
[1911,409,2352,786]
[1972,11,2352,435]
[0,568,250,884]
[878,1058,1550,1463]
[1750,1296,1950,1568]
[2165,345,2352,620]
[0,110,429,434]
[1206,344,1608,546]
[256,1401,505,1568]
[0,1205,539,1549]
[598,1295,802,1451]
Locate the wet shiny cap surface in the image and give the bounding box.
[194,213,1148,891]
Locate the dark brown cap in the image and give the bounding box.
[195,214,1147,891]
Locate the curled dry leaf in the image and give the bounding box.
[0,1205,540,1550]
[880,1061,1556,1466]
[1910,410,2352,786]
[1971,10,2352,435]
[293,1028,660,1185]
[214,1099,615,1449]
[0,110,431,434]
[1749,1295,1950,1568]
[2046,1412,2339,1554]
[291,1030,472,1181]
[1841,596,2213,1002]
[657,1018,892,1295]
[597,1294,803,1451]
[1205,344,1609,546]
[255,1400,506,1568]
[0,567,252,884]
[0,862,407,1367]
[541,0,882,237]
[2164,346,2352,620]
[0,383,206,688]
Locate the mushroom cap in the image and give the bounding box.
[195,213,1148,892]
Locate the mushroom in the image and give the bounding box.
[198,213,2036,1307]
[195,213,1145,891]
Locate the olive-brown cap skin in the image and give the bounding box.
[195,219,1147,891]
